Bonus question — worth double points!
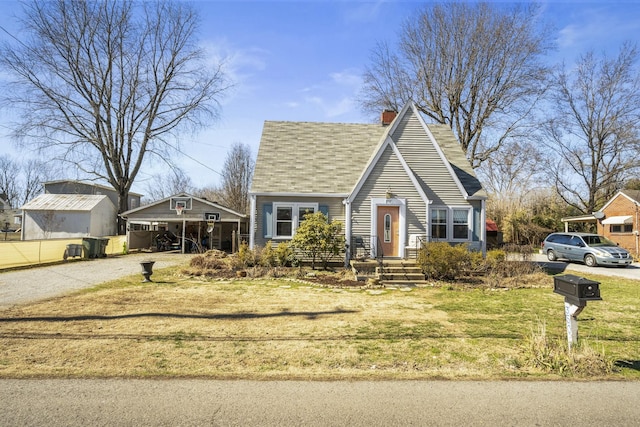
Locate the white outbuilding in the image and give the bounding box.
[20,194,117,240]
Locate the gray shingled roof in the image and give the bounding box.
[251,112,486,199]
[426,124,487,199]
[251,121,387,194]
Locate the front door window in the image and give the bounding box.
[384,214,392,242]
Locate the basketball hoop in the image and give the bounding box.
[176,205,184,216]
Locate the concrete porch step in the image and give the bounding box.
[376,260,426,285]
[350,259,427,285]
[383,280,432,287]
[379,273,426,281]
[377,266,423,274]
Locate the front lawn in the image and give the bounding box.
[0,264,638,379]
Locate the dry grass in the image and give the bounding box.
[0,262,638,380]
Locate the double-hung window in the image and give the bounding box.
[275,206,293,237]
[453,209,470,240]
[272,202,318,239]
[431,207,471,241]
[431,208,447,240]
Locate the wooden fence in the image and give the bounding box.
[0,235,127,270]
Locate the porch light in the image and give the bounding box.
[385,187,392,199]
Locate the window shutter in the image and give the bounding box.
[319,205,329,219]
[263,203,272,238]
[472,207,481,242]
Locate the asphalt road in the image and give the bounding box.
[1,379,640,426]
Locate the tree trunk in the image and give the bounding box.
[117,191,129,235]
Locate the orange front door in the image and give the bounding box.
[377,205,399,257]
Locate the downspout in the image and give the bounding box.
[426,200,433,243]
[633,203,640,259]
[249,195,256,249]
[481,199,487,257]
[343,199,351,268]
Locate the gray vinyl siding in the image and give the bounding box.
[351,144,427,239]
[392,111,468,205]
[126,200,244,223]
[254,195,345,248]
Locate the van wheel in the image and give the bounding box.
[547,250,557,261]
[584,254,597,267]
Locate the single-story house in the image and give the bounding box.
[20,193,117,240]
[120,193,248,253]
[249,102,487,260]
[596,190,640,257]
[561,189,640,258]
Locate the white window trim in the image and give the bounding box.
[430,206,472,243]
[430,207,448,240]
[272,202,319,239]
[452,207,472,242]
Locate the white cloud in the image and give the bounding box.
[343,0,385,24]
[554,5,640,54]
[330,69,362,87]
[200,37,271,103]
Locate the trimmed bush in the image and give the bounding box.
[417,242,472,280]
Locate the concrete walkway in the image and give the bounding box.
[0,252,194,310]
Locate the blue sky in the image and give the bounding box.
[1,1,640,195]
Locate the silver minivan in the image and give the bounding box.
[541,232,632,267]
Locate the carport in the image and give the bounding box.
[121,193,248,253]
[561,214,597,232]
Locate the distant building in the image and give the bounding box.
[44,180,142,211]
[20,193,117,240]
[561,189,640,258]
[0,193,20,232]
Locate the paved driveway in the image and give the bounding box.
[532,253,640,280]
[0,252,194,310]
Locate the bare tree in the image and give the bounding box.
[143,169,195,203]
[478,140,544,229]
[543,42,640,213]
[0,155,56,207]
[194,185,224,204]
[219,142,254,214]
[360,2,552,167]
[0,0,229,233]
[477,141,544,203]
[20,159,53,206]
[0,155,20,208]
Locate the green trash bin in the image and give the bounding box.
[82,237,99,258]
[97,238,109,258]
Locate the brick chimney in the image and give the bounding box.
[381,109,397,126]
